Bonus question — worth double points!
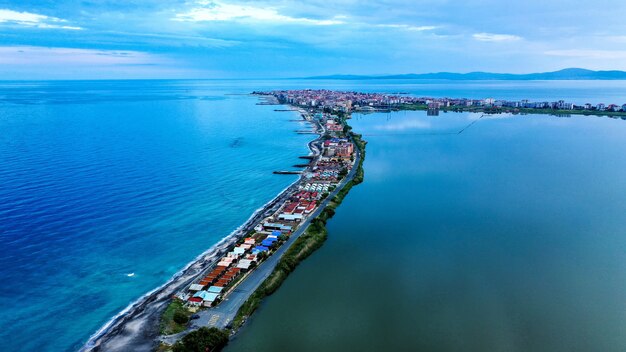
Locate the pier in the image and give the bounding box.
[272,170,302,175]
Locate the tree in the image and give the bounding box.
[172,327,229,352]
[173,310,189,325]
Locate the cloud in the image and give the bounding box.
[376,24,437,31]
[103,30,240,48]
[0,46,166,66]
[174,1,344,25]
[544,49,626,59]
[0,45,209,79]
[472,32,521,42]
[0,9,82,30]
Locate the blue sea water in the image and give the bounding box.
[1,79,626,352]
[0,80,315,351]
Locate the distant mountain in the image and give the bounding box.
[305,68,626,80]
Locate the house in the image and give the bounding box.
[188,297,202,306]
[251,246,269,255]
[189,284,205,292]
[325,120,343,132]
[262,222,292,232]
[193,290,219,307]
[261,238,277,247]
[217,260,232,267]
[236,259,254,270]
[278,213,303,221]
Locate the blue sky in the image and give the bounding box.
[1,0,626,79]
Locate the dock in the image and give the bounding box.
[273,171,302,175]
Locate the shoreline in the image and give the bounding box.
[155,102,364,348]
[81,106,320,351]
[396,104,626,118]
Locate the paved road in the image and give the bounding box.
[160,137,361,345]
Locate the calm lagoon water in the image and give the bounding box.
[227,111,626,352]
[1,79,626,351]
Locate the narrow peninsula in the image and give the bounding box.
[81,90,366,352]
[82,88,625,352]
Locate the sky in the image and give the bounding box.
[1,0,626,79]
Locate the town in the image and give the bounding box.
[254,89,626,116]
[170,95,358,317]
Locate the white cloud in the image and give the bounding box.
[174,1,344,25]
[376,24,437,32]
[0,9,82,30]
[544,49,626,59]
[472,32,521,42]
[0,46,165,66]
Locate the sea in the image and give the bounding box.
[1,79,626,352]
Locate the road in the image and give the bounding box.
[160,136,361,345]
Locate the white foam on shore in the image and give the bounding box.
[81,107,316,351]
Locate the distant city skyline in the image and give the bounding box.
[2,0,626,79]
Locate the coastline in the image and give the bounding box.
[228,120,365,333]
[396,104,626,118]
[80,105,321,351]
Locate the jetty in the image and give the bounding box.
[272,170,302,175]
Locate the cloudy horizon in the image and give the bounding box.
[2,0,626,79]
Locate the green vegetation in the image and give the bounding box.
[161,113,367,345]
[160,300,192,335]
[230,117,366,331]
[173,310,189,325]
[231,220,329,329]
[172,327,229,352]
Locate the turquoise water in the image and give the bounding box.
[1,80,626,351]
[0,81,312,351]
[227,111,626,351]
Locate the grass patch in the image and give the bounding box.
[232,222,328,329]
[160,300,192,335]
